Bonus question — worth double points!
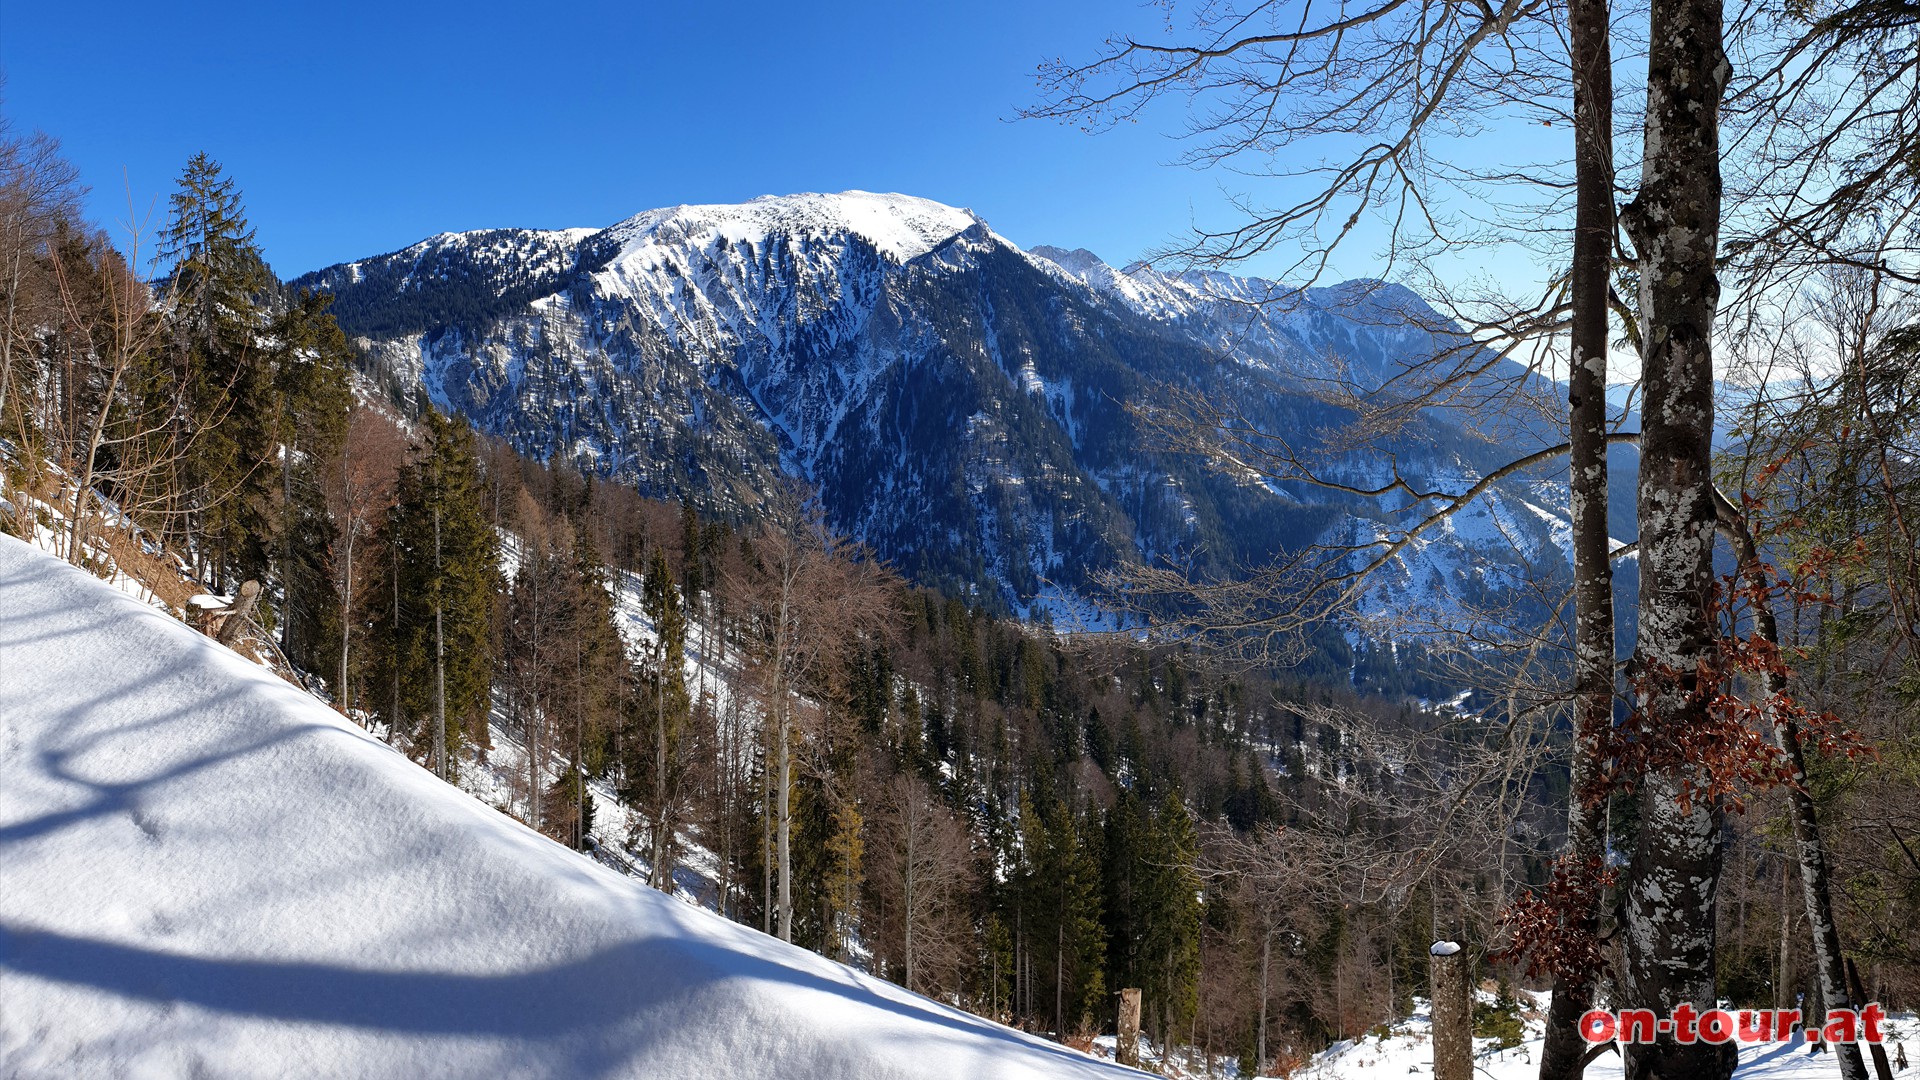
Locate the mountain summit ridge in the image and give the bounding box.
[601,190,988,265]
[297,190,1583,628]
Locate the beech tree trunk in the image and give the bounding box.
[1258,928,1271,1071]
[1775,872,1794,1012]
[1617,0,1733,1072]
[338,525,354,714]
[771,545,799,944]
[904,806,916,991]
[762,744,772,936]
[281,435,294,656]
[776,693,792,942]
[0,247,21,423]
[1847,960,1895,1080]
[1540,0,1617,1073]
[652,675,672,890]
[389,546,401,745]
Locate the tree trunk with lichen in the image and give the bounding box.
[1117,987,1142,1068]
[1616,0,1734,1072]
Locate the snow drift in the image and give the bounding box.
[0,535,1136,1079]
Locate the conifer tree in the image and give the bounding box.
[503,524,565,829]
[381,410,497,779]
[560,523,624,785]
[268,289,350,671]
[1104,791,1203,1043]
[822,795,864,961]
[544,764,596,849]
[1021,795,1105,1037]
[1141,793,1202,1043]
[157,153,274,584]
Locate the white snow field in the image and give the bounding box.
[0,535,1139,1080]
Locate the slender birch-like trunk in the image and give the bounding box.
[338,519,354,714]
[903,806,916,992]
[773,550,796,942]
[651,656,671,889]
[1717,501,1867,1080]
[433,502,448,782]
[1539,0,1617,1074]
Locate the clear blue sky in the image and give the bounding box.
[0,0,1319,280]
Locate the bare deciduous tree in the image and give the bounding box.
[726,483,899,942]
[324,403,404,715]
[870,772,975,995]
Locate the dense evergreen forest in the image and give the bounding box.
[4,107,1919,1078]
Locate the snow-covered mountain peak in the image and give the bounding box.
[302,190,1596,621]
[602,190,984,265]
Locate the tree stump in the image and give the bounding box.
[215,580,261,645]
[1116,987,1142,1068]
[1430,941,1470,1080]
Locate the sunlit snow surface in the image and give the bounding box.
[0,535,1141,1079]
[604,191,983,265]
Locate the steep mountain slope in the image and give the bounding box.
[0,535,1140,1079]
[298,191,1601,624]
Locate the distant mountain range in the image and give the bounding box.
[296,190,1633,632]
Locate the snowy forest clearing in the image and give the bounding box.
[0,535,1142,1078]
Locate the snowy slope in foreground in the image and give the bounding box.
[0,536,1137,1080]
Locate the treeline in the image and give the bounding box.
[358,436,1532,1067]
[264,382,1487,1065]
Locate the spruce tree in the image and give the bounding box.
[503,534,566,831]
[560,523,624,777]
[1104,791,1203,1044]
[268,289,350,672]
[1141,793,1202,1043]
[544,764,596,849]
[157,153,275,585]
[1022,795,1105,1037]
[382,410,497,778]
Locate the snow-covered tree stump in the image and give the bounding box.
[1430,941,1470,1080]
[1116,987,1141,1068]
